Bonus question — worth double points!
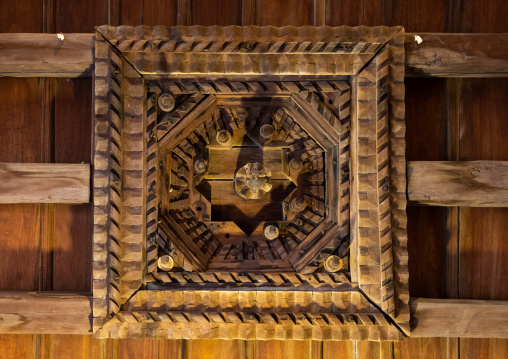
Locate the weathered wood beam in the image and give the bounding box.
[410,298,508,338]
[407,161,508,207]
[0,33,94,77]
[0,292,92,334]
[0,163,90,203]
[405,33,508,77]
[1,33,506,78]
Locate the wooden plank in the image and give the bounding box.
[53,78,93,292]
[0,33,94,77]
[2,32,506,79]
[255,0,313,26]
[0,292,92,334]
[0,163,90,204]
[0,78,46,291]
[190,0,242,26]
[405,33,508,77]
[410,298,508,338]
[408,161,508,207]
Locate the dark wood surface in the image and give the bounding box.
[1,0,508,357]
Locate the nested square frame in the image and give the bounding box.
[92,25,409,340]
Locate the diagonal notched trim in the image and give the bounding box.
[96,25,401,77]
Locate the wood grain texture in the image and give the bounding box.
[408,161,508,207]
[0,292,92,335]
[0,34,94,77]
[142,0,178,26]
[191,0,242,25]
[55,0,107,33]
[255,0,312,26]
[42,335,102,359]
[0,163,90,204]
[0,335,37,359]
[53,77,93,292]
[2,0,508,356]
[394,338,458,359]
[0,77,47,292]
[410,298,508,338]
[405,33,508,77]
[325,0,363,26]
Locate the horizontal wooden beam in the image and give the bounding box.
[405,33,508,77]
[407,161,508,207]
[0,33,506,79]
[0,33,94,77]
[0,291,92,334]
[410,298,508,338]
[0,163,90,203]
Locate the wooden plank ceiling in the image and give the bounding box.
[1,0,508,357]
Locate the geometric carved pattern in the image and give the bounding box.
[92,25,408,340]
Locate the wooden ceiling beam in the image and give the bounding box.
[0,33,94,77]
[410,298,508,338]
[405,33,508,77]
[407,161,508,207]
[0,291,92,334]
[0,163,90,204]
[1,33,507,78]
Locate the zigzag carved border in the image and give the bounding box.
[93,32,147,334]
[97,310,403,340]
[92,34,123,330]
[387,30,410,334]
[148,79,350,94]
[352,29,409,334]
[97,26,402,76]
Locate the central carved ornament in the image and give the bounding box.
[234,162,272,200]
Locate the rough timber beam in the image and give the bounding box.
[0,163,90,204]
[0,33,94,77]
[407,161,508,207]
[410,298,508,338]
[1,33,507,78]
[0,292,92,334]
[405,33,508,77]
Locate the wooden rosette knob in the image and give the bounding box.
[157,255,174,271]
[158,93,175,112]
[324,255,343,273]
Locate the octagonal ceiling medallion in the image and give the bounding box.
[92,25,409,341]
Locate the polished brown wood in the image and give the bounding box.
[2,0,508,356]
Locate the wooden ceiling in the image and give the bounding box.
[1,0,508,357]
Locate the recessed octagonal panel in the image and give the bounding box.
[150,90,347,273]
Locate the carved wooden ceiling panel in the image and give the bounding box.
[92,25,408,340]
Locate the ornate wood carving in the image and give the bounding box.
[92,25,408,340]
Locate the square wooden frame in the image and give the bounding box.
[92,25,409,340]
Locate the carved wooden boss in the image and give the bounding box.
[91,25,408,340]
